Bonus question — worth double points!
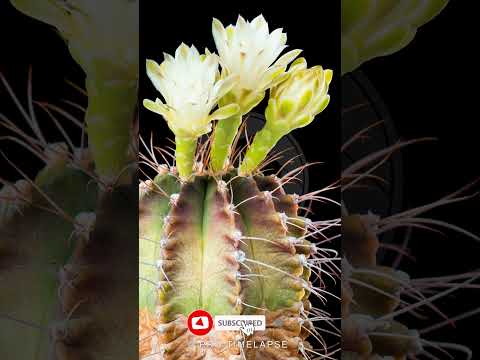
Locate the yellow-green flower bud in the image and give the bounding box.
[267,62,332,134]
[239,60,332,175]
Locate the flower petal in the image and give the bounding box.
[143,99,169,118]
[251,14,269,37]
[212,74,239,101]
[163,52,174,62]
[266,71,289,91]
[209,103,240,121]
[274,49,302,67]
[258,65,286,91]
[212,18,227,57]
[325,69,333,85]
[175,43,190,60]
[226,25,235,42]
[146,59,165,94]
[289,57,308,72]
[236,15,248,30]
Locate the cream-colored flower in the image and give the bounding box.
[143,43,239,139]
[212,14,301,112]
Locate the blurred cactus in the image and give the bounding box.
[341,2,479,358]
[10,0,139,182]
[1,1,138,358]
[341,114,479,360]
[341,0,449,74]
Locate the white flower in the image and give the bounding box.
[212,14,301,111]
[143,43,239,139]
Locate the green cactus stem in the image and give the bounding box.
[209,113,243,172]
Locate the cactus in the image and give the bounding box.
[1,0,138,358]
[340,2,480,358]
[0,75,139,359]
[0,149,97,359]
[341,105,479,360]
[140,15,339,359]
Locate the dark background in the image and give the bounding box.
[0,0,85,181]
[361,2,479,354]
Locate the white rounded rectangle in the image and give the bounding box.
[214,315,266,335]
[191,316,210,330]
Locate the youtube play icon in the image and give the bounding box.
[187,309,213,336]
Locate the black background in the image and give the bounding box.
[0,0,85,181]
[361,2,479,354]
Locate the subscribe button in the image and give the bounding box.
[215,315,266,334]
[188,311,266,336]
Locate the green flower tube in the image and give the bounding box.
[174,137,197,181]
[85,72,137,183]
[237,126,283,175]
[209,112,243,172]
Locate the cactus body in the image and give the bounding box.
[0,148,138,359]
[0,160,96,358]
[341,215,422,359]
[139,172,325,359]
